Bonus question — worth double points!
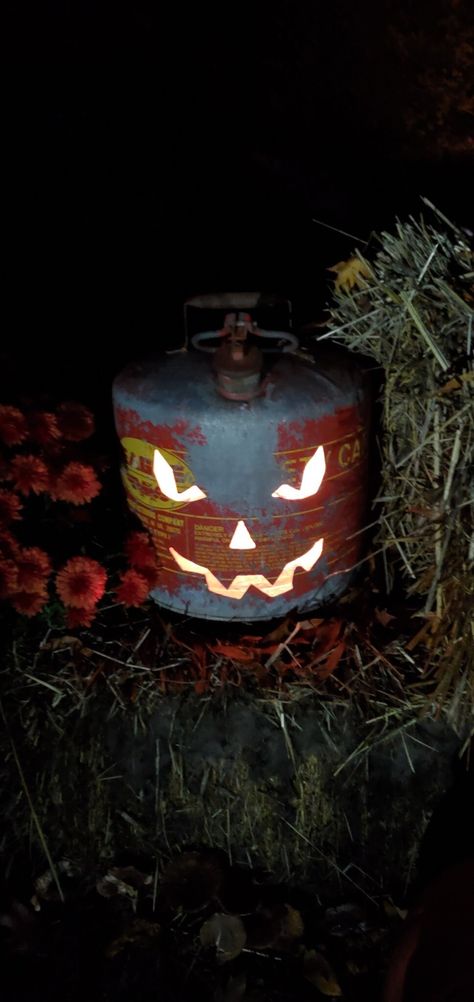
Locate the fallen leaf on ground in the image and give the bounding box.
[161,851,226,912]
[40,636,84,653]
[208,643,256,663]
[261,615,299,645]
[299,618,324,631]
[323,640,346,677]
[277,903,305,946]
[303,948,343,996]
[375,607,397,627]
[108,865,152,888]
[34,859,76,904]
[200,913,247,963]
[106,918,161,958]
[245,902,304,950]
[96,866,151,903]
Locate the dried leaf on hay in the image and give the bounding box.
[328,256,374,293]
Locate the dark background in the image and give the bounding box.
[3,1,473,401]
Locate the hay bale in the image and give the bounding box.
[321,201,474,723]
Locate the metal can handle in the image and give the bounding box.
[191,328,299,354]
[183,292,293,348]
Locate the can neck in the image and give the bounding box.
[191,312,299,401]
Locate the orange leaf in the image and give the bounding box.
[438,372,474,396]
[208,643,256,663]
[303,948,343,995]
[261,615,298,644]
[315,619,344,655]
[375,607,397,627]
[314,641,346,679]
[299,617,325,631]
[328,255,373,293]
[240,631,310,653]
[406,616,440,652]
[193,643,208,670]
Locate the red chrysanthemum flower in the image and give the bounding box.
[136,564,159,589]
[52,463,101,505]
[0,559,19,600]
[16,547,51,593]
[56,402,95,442]
[124,531,157,570]
[66,606,96,629]
[27,411,61,447]
[56,556,107,609]
[0,455,11,481]
[0,405,29,447]
[0,529,21,560]
[116,569,150,607]
[9,455,50,495]
[11,587,48,617]
[0,489,22,525]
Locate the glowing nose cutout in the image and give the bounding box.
[229,520,256,550]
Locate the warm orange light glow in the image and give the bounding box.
[229,520,256,550]
[169,537,324,599]
[272,445,326,500]
[153,448,206,502]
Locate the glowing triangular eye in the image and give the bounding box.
[153,449,206,502]
[272,446,326,500]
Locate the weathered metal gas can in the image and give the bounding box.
[113,299,370,620]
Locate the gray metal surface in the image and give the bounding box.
[113,346,370,620]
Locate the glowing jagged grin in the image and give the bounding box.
[169,537,324,600]
[154,444,327,600]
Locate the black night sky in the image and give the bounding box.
[3,1,473,399]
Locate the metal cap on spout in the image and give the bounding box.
[213,312,263,401]
[187,294,299,402]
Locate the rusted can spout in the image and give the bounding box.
[213,312,263,401]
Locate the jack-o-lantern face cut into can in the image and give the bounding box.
[113,306,371,620]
